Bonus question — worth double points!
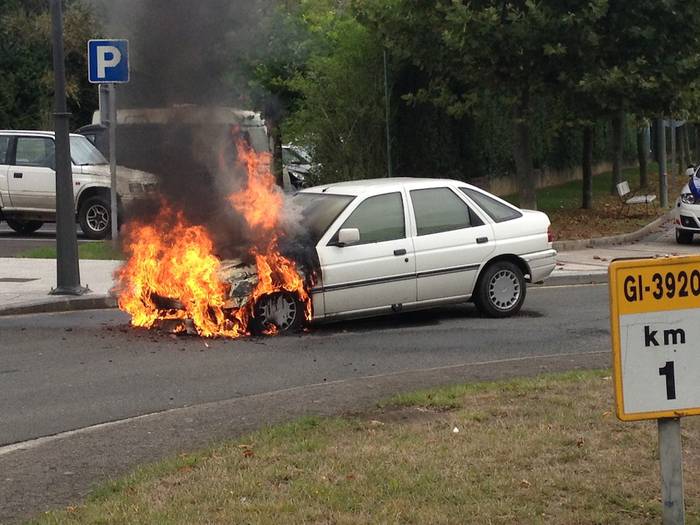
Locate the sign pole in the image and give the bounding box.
[659,417,685,524]
[108,84,118,242]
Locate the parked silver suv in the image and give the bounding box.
[0,130,157,239]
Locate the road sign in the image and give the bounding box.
[87,39,129,84]
[610,255,700,421]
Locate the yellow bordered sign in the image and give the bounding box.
[609,255,700,421]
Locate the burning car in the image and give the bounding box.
[115,134,555,337]
[216,178,556,332]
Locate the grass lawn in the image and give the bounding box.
[505,163,687,241]
[31,371,700,524]
[17,241,123,260]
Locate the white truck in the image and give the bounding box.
[0,130,157,239]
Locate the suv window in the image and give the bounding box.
[336,192,405,245]
[0,136,9,164]
[15,137,55,168]
[410,187,481,236]
[460,187,522,222]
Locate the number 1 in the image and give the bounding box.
[659,361,676,400]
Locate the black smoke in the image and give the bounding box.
[92,0,290,261]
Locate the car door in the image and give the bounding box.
[8,136,56,210]
[317,190,416,316]
[409,186,495,302]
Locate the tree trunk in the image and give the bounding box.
[637,127,648,188]
[512,92,537,210]
[683,124,692,167]
[610,110,624,194]
[582,125,593,209]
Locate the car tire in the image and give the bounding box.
[250,291,305,335]
[474,261,526,318]
[676,228,694,245]
[5,218,43,235]
[79,195,111,240]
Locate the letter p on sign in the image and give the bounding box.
[88,39,129,84]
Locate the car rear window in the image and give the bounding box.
[460,187,522,222]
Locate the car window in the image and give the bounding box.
[15,137,55,168]
[460,187,522,222]
[0,136,9,164]
[336,192,405,245]
[410,187,480,236]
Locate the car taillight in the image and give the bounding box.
[547,226,554,243]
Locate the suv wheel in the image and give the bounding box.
[676,229,694,245]
[474,261,526,318]
[5,219,43,235]
[250,292,305,335]
[79,196,110,240]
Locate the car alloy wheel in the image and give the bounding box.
[474,261,526,318]
[79,195,111,239]
[86,203,109,233]
[251,292,303,334]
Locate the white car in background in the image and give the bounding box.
[0,131,157,239]
[674,169,700,244]
[243,178,556,330]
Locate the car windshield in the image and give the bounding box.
[292,192,355,243]
[283,148,308,165]
[70,135,107,165]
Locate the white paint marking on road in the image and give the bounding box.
[0,349,608,457]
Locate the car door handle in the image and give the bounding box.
[393,248,407,256]
[476,237,488,244]
[13,172,23,178]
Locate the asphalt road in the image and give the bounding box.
[0,283,611,522]
[0,222,96,257]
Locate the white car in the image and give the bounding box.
[674,178,700,244]
[244,178,556,330]
[0,130,158,239]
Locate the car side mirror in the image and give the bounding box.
[337,228,360,246]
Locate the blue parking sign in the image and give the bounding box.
[88,39,129,83]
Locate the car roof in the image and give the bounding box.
[0,130,84,138]
[300,177,479,197]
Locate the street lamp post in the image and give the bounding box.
[49,0,85,295]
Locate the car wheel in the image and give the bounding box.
[5,218,43,235]
[79,196,110,240]
[250,291,305,335]
[474,261,526,318]
[676,228,694,245]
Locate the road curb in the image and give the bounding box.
[0,294,116,317]
[553,210,674,252]
[539,272,608,286]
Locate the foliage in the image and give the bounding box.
[258,0,388,182]
[0,0,100,130]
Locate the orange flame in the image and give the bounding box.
[116,135,312,338]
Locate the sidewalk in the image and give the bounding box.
[0,220,698,315]
[0,258,120,315]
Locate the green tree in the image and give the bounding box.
[0,0,100,130]
[259,0,388,182]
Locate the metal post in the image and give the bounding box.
[108,84,118,241]
[49,0,85,296]
[383,48,393,178]
[658,418,685,525]
[658,118,668,208]
[671,123,677,178]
